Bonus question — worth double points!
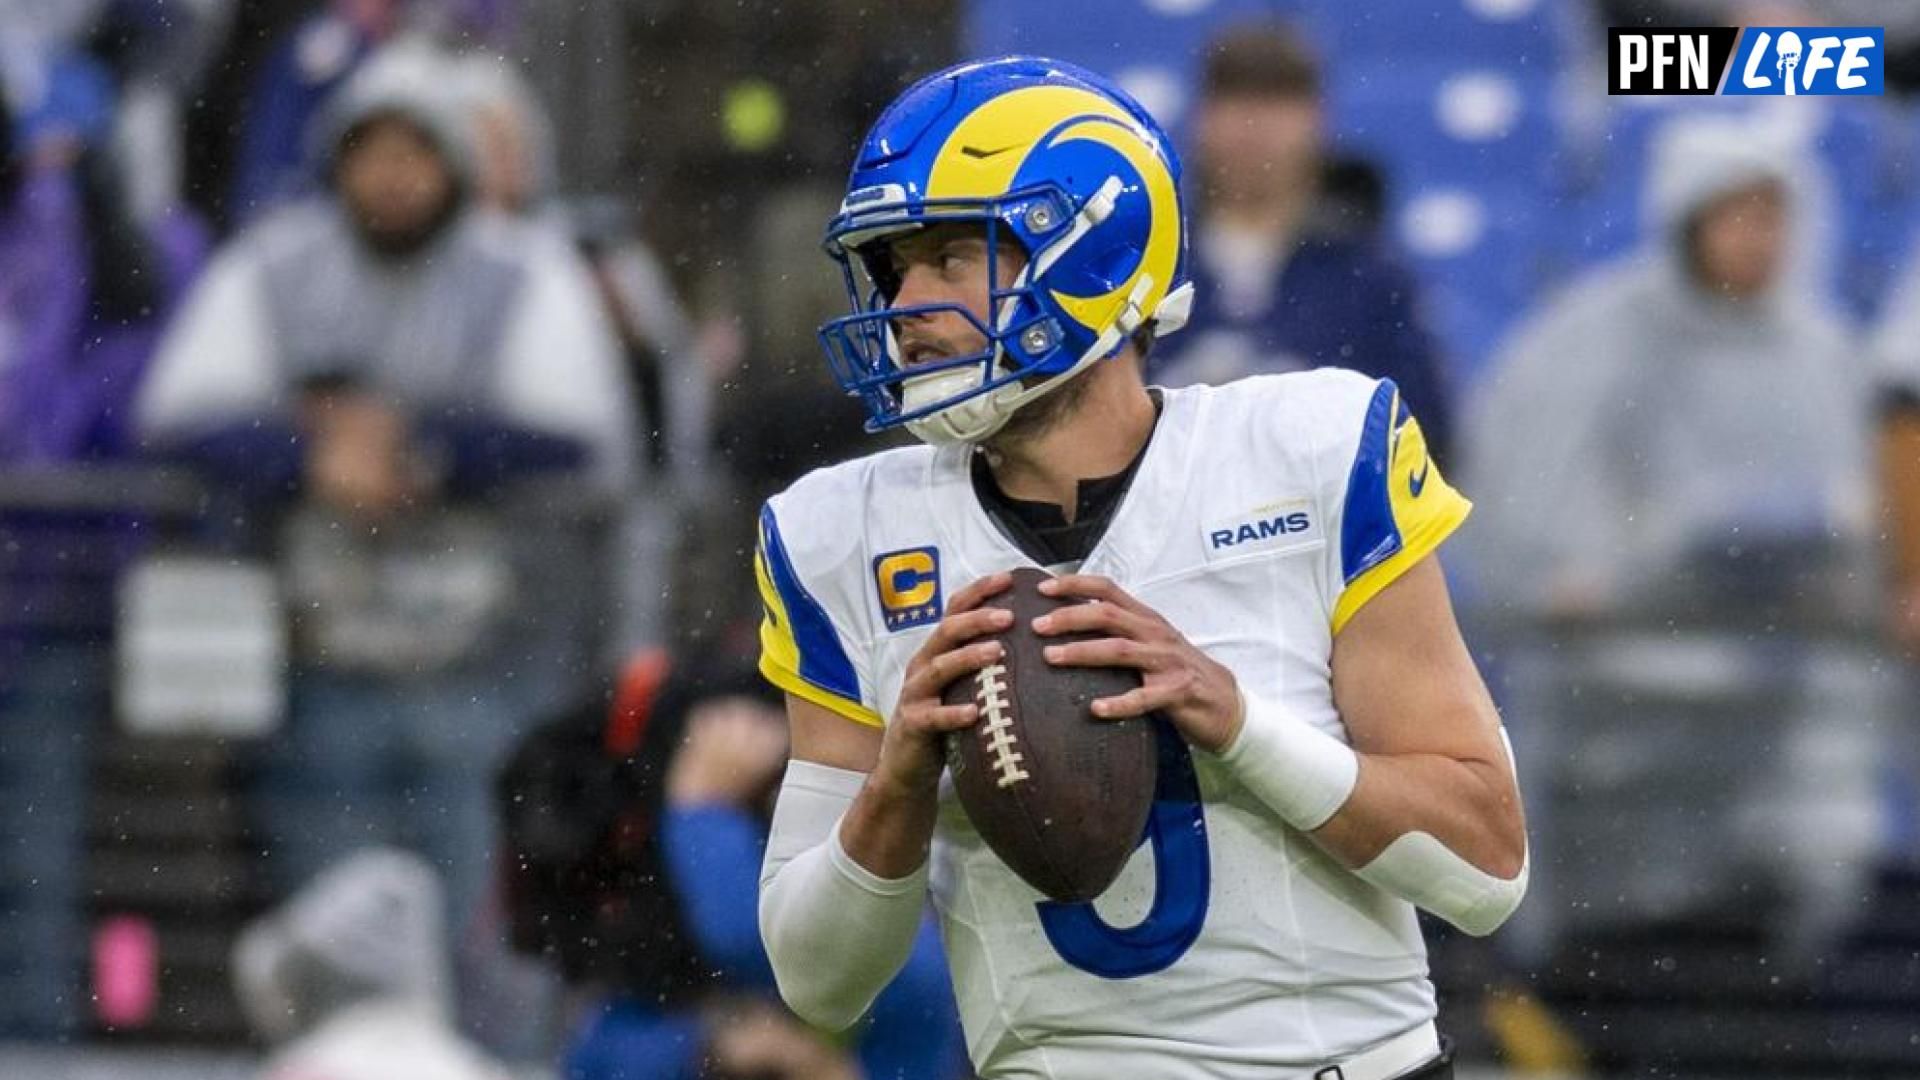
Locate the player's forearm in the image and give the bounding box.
[1311,753,1525,879]
[1317,751,1528,937]
[1216,689,1527,935]
[758,760,930,1030]
[836,770,944,880]
[759,831,928,1029]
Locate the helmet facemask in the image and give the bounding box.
[820,178,1171,445]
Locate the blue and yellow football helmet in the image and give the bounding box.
[818,56,1194,444]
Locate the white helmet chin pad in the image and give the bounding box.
[902,361,1022,445]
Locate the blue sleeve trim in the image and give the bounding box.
[759,503,864,705]
[564,997,706,1080]
[859,916,968,1080]
[170,421,306,503]
[1339,378,1406,584]
[414,414,588,496]
[660,805,775,989]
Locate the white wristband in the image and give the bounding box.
[1216,689,1360,831]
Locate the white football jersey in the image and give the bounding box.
[757,370,1470,1078]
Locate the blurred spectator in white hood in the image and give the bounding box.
[1460,112,1883,974]
[136,48,634,1032]
[234,848,511,1080]
[135,41,634,508]
[1463,111,1872,620]
[229,0,518,220]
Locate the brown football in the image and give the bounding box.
[941,567,1157,903]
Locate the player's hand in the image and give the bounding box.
[875,571,1015,797]
[666,696,791,807]
[1034,574,1244,753]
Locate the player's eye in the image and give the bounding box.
[939,245,978,275]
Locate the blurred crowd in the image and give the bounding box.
[4,0,1920,1076]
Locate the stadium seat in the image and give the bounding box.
[1320,0,1562,67]
[1328,68,1560,191]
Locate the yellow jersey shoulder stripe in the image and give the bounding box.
[755,503,883,727]
[1332,380,1471,633]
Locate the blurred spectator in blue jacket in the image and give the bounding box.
[0,74,92,1039]
[133,42,633,1008]
[0,149,209,464]
[499,659,967,1080]
[0,1,117,166]
[0,10,213,462]
[0,46,214,1035]
[0,80,89,463]
[1148,22,1455,464]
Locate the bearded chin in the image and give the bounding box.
[351,194,464,260]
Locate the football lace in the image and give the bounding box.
[973,662,1031,789]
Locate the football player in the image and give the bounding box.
[754,57,1526,1080]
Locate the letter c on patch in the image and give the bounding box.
[878,550,937,609]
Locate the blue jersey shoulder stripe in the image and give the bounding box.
[1339,378,1406,584]
[759,504,863,705]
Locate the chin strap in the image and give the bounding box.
[1154,280,1195,335]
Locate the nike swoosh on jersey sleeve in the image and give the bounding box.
[756,503,884,727]
[1332,379,1471,633]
